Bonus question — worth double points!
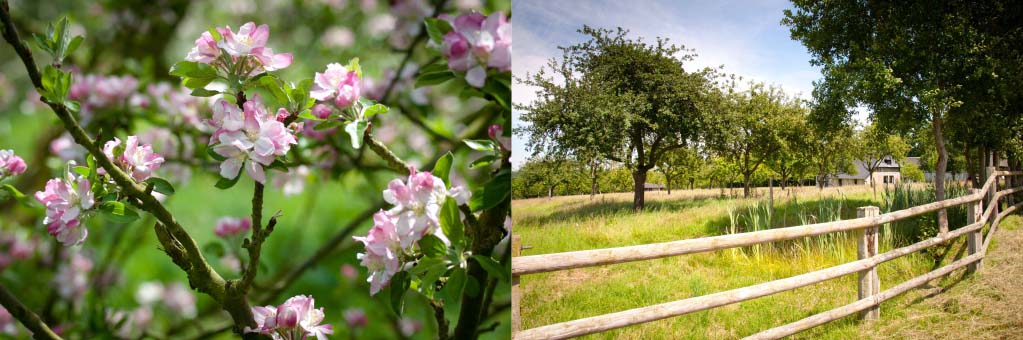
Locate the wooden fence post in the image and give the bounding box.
[967,189,983,274]
[986,167,999,224]
[856,206,880,320]
[512,234,522,335]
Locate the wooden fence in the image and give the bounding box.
[511,167,1023,340]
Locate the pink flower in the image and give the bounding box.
[340,263,358,280]
[0,306,17,335]
[218,22,270,56]
[398,317,422,337]
[35,172,94,246]
[185,31,221,64]
[0,150,26,178]
[311,104,332,119]
[353,211,402,295]
[440,11,512,87]
[163,283,197,318]
[102,136,165,182]
[383,169,455,248]
[248,295,333,340]
[208,96,298,184]
[50,133,85,161]
[343,308,367,328]
[310,63,361,109]
[271,165,309,197]
[214,217,251,238]
[54,251,92,299]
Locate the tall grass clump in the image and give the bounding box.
[726,195,851,259]
[881,181,970,249]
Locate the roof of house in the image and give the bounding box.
[836,157,901,179]
[644,182,666,189]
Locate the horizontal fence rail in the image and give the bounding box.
[512,169,1023,340]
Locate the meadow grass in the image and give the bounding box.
[514,185,976,339]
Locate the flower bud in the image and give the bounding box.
[275,304,298,328]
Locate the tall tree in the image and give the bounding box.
[855,123,910,196]
[656,146,700,194]
[519,26,709,210]
[768,99,813,190]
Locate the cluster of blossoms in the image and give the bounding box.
[50,133,86,161]
[388,0,431,49]
[440,11,512,88]
[248,295,333,340]
[354,169,470,295]
[146,83,208,129]
[0,150,26,179]
[186,22,293,77]
[35,169,94,246]
[135,281,198,318]
[214,216,252,238]
[310,63,362,110]
[68,73,141,118]
[102,136,166,182]
[208,96,298,183]
[0,231,37,271]
[54,251,92,300]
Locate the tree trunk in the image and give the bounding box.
[632,169,647,211]
[689,178,695,190]
[666,175,672,195]
[933,112,949,234]
[743,172,752,198]
[589,166,598,200]
[547,186,553,200]
[869,170,877,198]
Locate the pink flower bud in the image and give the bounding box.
[311,104,332,119]
[488,124,503,139]
[0,150,26,177]
[275,108,289,122]
[275,304,299,328]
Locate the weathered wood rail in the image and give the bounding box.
[511,167,1023,340]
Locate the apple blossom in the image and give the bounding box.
[440,11,512,87]
[214,216,252,238]
[69,74,140,118]
[398,317,422,337]
[207,96,298,184]
[343,308,367,328]
[0,149,26,178]
[340,263,358,280]
[50,133,85,161]
[0,306,16,335]
[101,136,166,182]
[35,170,95,246]
[310,63,361,109]
[271,165,309,197]
[248,295,333,340]
[54,251,92,300]
[163,283,197,318]
[187,22,293,76]
[353,211,402,295]
[383,168,472,248]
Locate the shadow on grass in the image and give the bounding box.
[515,196,723,227]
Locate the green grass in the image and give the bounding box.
[514,187,973,339]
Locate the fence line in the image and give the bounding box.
[511,168,1023,339]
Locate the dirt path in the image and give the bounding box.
[860,215,1023,340]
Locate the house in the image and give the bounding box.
[830,156,902,187]
[903,156,1007,182]
[644,183,666,191]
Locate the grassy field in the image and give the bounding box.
[513,185,997,339]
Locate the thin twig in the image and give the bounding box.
[0,283,62,340]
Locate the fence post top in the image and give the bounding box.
[857,206,880,215]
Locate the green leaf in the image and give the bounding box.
[439,267,467,304]
[144,177,175,195]
[439,198,464,248]
[215,171,242,190]
[433,152,454,185]
[347,58,363,79]
[206,146,227,161]
[190,88,220,97]
[297,109,326,121]
[472,255,509,282]
[470,155,497,169]
[313,120,343,131]
[469,170,511,211]
[291,79,314,110]
[33,34,53,55]
[464,276,481,298]
[0,184,33,207]
[415,71,455,88]
[53,17,71,62]
[169,61,200,77]
[208,27,222,41]
[387,271,410,316]
[256,75,290,105]
[419,62,450,75]
[345,120,368,149]
[100,201,140,223]
[424,18,453,44]
[361,104,389,118]
[464,139,498,152]
[183,76,216,90]
[72,166,90,177]
[419,235,447,258]
[265,159,288,171]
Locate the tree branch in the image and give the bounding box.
[0,283,62,340]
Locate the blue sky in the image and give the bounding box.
[511,0,844,168]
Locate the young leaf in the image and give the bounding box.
[206,146,227,161]
[415,71,455,88]
[0,184,33,207]
[344,120,368,149]
[418,235,447,258]
[169,61,200,77]
[387,271,410,316]
[100,201,140,223]
[313,120,343,131]
[361,104,389,118]
[215,172,242,190]
[438,267,467,304]
[190,88,220,97]
[72,166,90,177]
[471,255,509,282]
[469,155,497,169]
[432,152,454,185]
[144,177,175,195]
[464,139,498,152]
[439,198,464,248]
[469,170,511,211]
[424,18,454,44]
